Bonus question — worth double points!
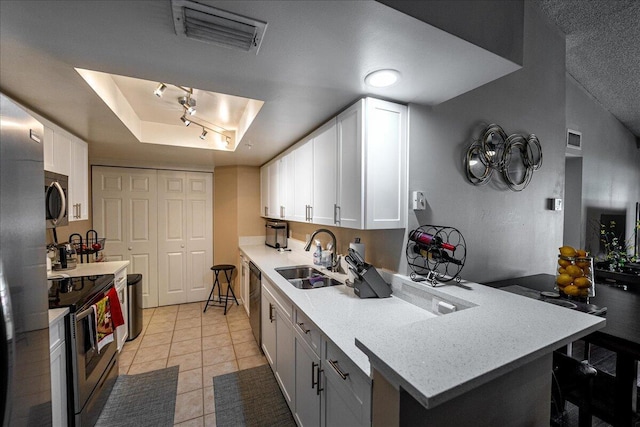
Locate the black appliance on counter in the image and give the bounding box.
[48,274,118,426]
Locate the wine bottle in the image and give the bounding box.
[409,230,456,251]
[412,243,463,265]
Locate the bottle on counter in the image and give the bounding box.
[409,230,456,251]
[313,240,322,265]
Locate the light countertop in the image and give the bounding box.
[48,307,68,326]
[240,241,605,410]
[47,261,129,279]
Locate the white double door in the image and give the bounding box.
[92,167,212,307]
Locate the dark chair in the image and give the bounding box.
[204,264,239,315]
[551,350,618,427]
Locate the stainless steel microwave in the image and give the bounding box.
[45,171,68,228]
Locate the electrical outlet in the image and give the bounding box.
[412,191,426,210]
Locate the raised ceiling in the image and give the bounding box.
[0,0,518,170]
[536,0,640,137]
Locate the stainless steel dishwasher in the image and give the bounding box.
[249,261,262,345]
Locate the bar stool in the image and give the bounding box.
[204,264,239,315]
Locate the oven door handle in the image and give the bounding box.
[77,306,97,351]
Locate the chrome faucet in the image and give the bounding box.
[304,228,341,271]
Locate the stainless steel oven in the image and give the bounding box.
[45,170,68,228]
[249,262,261,345]
[49,274,118,426]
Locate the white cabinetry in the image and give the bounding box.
[49,311,68,427]
[240,255,250,316]
[69,136,89,220]
[259,97,407,229]
[311,120,338,225]
[293,140,314,222]
[260,164,269,217]
[258,274,371,427]
[114,267,128,352]
[261,278,295,410]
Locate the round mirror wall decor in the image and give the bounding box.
[464,123,542,191]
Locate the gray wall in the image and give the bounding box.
[565,75,640,257]
[401,3,566,283]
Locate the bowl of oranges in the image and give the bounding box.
[556,246,595,299]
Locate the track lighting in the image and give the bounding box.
[154,83,167,97]
[178,96,197,115]
[154,82,232,146]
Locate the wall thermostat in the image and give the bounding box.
[548,198,562,211]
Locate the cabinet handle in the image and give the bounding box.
[304,205,308,221]
[328,359,349,380]
[264,206,268,216]
[311,361,318,390]
[78,203,82,218]
[316,366,323,395]
[280,206,285,218]
[334,204,341,225]
[297,322,310,334]
[308,205,313,222]
[269,303,275,323]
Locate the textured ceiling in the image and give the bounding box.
[536,0,640,137]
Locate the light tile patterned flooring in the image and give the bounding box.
[118,301,267,426]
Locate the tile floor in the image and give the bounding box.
[118,301,267,426]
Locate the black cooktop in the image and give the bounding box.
[48,274,114,312]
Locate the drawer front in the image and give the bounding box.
[49,316,65,350]
[294,309,322,356]
[262,277,293,322]
[114,268,126,288]
[324,339,371,415]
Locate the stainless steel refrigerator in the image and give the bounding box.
[1,93,52,425]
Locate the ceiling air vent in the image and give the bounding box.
[171,0,267,54]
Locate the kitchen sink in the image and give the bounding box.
[275,265,342,289]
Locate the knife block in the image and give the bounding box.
[353,264,392,299]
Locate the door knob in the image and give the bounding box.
[128,247,132,251]
[181,244,185,248]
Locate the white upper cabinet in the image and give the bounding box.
[69,136,89,221]
[261,97,407,230]
[363,98,407,229]
[336,102,363,229]
[311,119,337,226]
[279,152,295,220]
[292,140,313,223]
[260,164,269,217]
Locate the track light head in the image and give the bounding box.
[178,96,197,115]
[200,128,207,140]
[180,115,191,126]
[154,83,167,97]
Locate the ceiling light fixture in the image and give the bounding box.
[199,128,208,140]
[154,83,167,97]
[180,115,191,126]
[178,95,197,115]
[364,69,400,88]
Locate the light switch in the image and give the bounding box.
[412,191,426,210]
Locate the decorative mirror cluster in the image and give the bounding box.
[465,123,542,191]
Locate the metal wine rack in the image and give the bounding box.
[406,224,467,285]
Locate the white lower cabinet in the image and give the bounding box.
[261,278,295,410]
[49,313,67,427]
[261,275,371,427]
[114,267,128,352]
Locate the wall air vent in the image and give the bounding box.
[171,0,267,54]
[566,129,582,150]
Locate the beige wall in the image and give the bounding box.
[213,165,264,293]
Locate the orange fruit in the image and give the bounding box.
[558,258,572,268]
[559,246,577,257]
[565,265,584,278]
[556,273,573,287]
[562,285,580,296]
[558,267,567,274]
[579,288,589,297]
[576,249,587,257]
[574,276,591,289]
[575,258,591,269]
